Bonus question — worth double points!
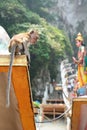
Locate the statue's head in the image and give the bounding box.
[75,32,83,42]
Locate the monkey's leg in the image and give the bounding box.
[23,43,30,66]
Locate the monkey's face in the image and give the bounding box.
[29,31,39,44]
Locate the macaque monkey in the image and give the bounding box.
[6,30,39,107]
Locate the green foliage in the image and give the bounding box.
[0,0,41,33]
[25,0,57,22]
[30,31,51,79]
[28,24,72,80]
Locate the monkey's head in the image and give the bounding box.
[28,30,39,44]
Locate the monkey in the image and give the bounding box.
[6,30,39,107]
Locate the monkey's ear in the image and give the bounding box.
[28,30,39,39]
[29,30,34,34]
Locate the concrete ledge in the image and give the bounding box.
[0,55,27,66]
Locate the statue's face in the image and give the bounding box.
[76,40,82,47]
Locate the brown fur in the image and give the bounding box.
[9,30,39,54]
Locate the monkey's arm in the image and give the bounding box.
[23,42,30,65]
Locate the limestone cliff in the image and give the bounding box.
[50,0,87,42]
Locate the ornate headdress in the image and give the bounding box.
[75,32,83,42]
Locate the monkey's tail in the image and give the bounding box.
[6,45,16,107]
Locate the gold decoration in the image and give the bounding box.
[75,32,83,42]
